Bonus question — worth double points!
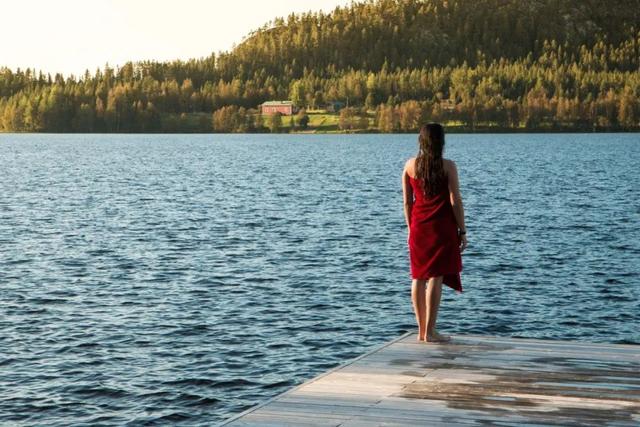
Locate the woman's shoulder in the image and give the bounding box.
[443,158,457,172]
[404,157,416,166]
[404,157,416,172]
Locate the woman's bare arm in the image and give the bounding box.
[402,160,414,230]
[446,160,467,252]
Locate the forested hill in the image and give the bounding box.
[219,0,640,79]
[1,0,640,133]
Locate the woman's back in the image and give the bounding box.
[405,157,462,292]
[408,173,452,223]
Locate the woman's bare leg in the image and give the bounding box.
[426,276,449,342]
[411,279,427,341]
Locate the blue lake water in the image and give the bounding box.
[1,133,639,425]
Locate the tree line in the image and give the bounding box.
[1,0,639,132]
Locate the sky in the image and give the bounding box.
[1,0,352,77]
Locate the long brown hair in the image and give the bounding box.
[415,123,446,197]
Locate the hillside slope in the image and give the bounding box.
[1,0,639,132]
[218,0,640,79]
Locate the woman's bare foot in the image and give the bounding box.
[426,330,451,343]
[417,333,426,342]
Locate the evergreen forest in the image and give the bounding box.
[1,0,639,133]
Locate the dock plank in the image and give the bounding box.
[221,333,640,426]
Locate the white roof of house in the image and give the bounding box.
[261,101,294,106]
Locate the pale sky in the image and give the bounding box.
[1,0,352,77]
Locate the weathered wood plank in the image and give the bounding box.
[221,333,640,426]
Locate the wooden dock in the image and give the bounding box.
[221,332,640,426]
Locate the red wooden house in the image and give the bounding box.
[260,101,298,115]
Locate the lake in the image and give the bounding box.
[1,133,639,425]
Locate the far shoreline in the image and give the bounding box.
[2,128,639,135]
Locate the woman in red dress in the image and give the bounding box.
[402,123,467,343]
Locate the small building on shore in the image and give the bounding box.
[261,101,298,116]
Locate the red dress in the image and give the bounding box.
[408,175,463,292]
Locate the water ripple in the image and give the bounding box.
[0,133,639,425]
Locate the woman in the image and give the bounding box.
[402,123,467,343]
